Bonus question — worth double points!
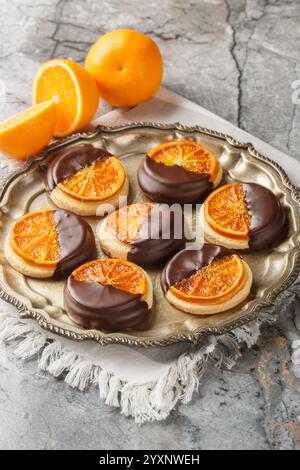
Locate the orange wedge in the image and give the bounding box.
[205,183,251,239]
[73,258,146,296]
[170,254,244,303]
[107,203,152,243]
[58,156,126,201]
[0,101,56,160]
[32,59,99,137]
[10,209,60,267]
[148,140,219,180]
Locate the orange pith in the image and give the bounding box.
[73,258,146,296]
[107,203,153,243]
[10,209,60,268]
[205,183,251,239]
[148,140,219,180]
[58,156,126,202]
[170,254,244,304]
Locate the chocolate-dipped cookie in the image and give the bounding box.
[5,208,95,278]
[201,182,286,250]
[138,140,222,204]
[97,202,186,265]
[64,258,153,330]
[161,244,252,315]
[46,144,129,216]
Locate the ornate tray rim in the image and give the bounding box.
[0,121,299,348]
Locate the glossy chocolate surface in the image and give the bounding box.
[64,276,149,330]
[46,145,112,191]
[161,243,236,293]
[138,155,213,204]
[242,183,286,249]
[54,209,95,278]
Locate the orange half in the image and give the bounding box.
[205,183,251,239]
[107,202,153,243]
[73,258,146,296]
[58,156,126,202]
[170,254,245,303]
[0,101,56,160]
[32,59,99,137]
[148,140,219,180]
[10,209,60,268]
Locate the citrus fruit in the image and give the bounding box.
[10,209,60,267]
[148,140,219,179]
[170,254,244,303]
[205,183,251,239]
[85,29,163,107]
[0,101,56,160]
[58,156,126,201]
[32,59,99,137]
[107,203,152,243]
[73,258,146,296]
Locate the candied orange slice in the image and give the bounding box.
[10,209,60,267]
[73,258,146,296]
[107,203,153,243]
[58,156,126,202]
[205,183,251,239]
[170,254,244,303]
[148,140,219,180]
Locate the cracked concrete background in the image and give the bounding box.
[0,0,299,450]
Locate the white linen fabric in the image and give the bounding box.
[0,88,299,423]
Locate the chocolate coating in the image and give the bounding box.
[161,243,236,293]
[46,145,111,191]
[64,276,149,330]
[138,155,213,204]
[124,204,186,265]
[54,209,96,278]
[242,183,286,249]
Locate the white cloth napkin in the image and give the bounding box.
[1,87,299,423]
[95,87,300,185]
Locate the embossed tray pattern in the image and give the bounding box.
[0,122,299,347]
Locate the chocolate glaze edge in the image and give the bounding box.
[64,277,150,330]
[161,243,237,293]
[46,145,112,191]
[138,156,213,204]
[242,183,286,249]
[54,209,96,278]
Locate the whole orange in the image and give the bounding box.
[85,29,163,107]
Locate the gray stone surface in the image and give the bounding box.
[0,0,299,450]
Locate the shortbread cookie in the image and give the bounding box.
[46,144,129,216]
[161,244,252,315]
[5,208,95,278]
[138,140,222,204]
[98,202,186,265]
[202,182,286,250]
[64,258,153,330]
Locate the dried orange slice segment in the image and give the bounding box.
[205,183,251,239]
[107,203,153,243]
[170,254,244,303]
[10,209,60,267]
[148,140,219,180]
[58,157,126,202]
[73,258,146,296]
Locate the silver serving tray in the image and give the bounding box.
[0,122,299,347]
